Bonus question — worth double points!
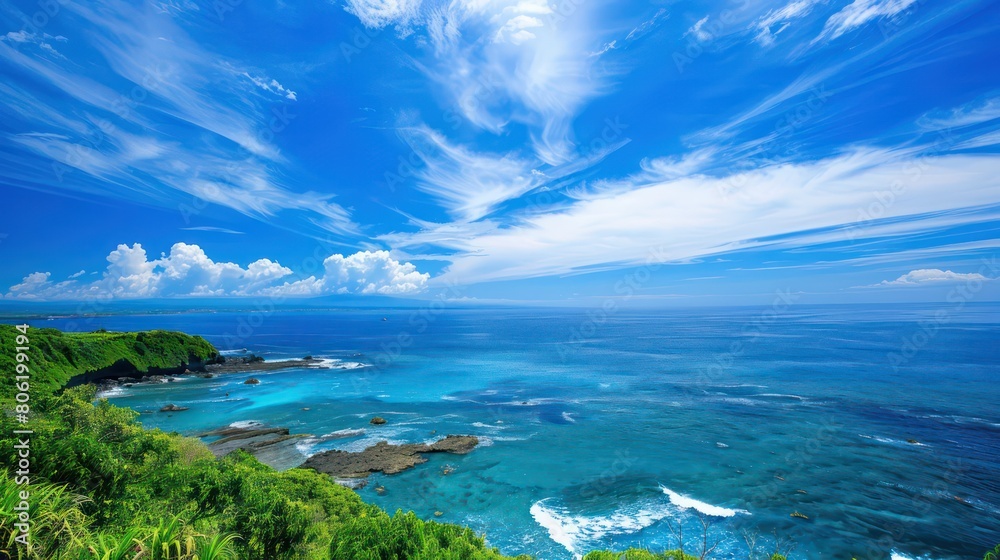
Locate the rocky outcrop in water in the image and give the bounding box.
[199,421,479,481]
[205,355,324,374]
[301,435,479,478]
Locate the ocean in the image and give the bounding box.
[19,304,1000,559]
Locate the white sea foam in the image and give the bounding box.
[752,393,805,400]
[502,398,559,407]
[890,554,914,560]
[890,551,941,560]
[561,412,577,424]
[229,420,264,429]
[860,434,928,447]
[96,386,127,398]
[965,497,1000,516]
[476,434,533,447]
[350,411,418,418]
[678,383,767,389]
[530,498,677,557]
[322,428,366,439]
[719,397,760,407]
[296,439,319,456]
[471,422,506,430]
[659,486,749,517]
[295,430,366,457]
[319,359,367,370]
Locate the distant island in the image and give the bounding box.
[1,325,996,560]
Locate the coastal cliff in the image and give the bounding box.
[0,324,529,560]
[0,325,219,399]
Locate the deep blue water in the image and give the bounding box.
[14,305,1000,559]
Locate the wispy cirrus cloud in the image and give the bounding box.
[397,149,1000,285]
[343,0,424,34]
[918,96,1000,131]
[0,0,357,237]
[813,0,918,43]
[415,0,613,165]
[397,124,540,222]
[752,0,821,46]
[179,226,245,234]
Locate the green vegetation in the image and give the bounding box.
[582,550,698,560]
[0,324,218,400]
[1,326,528,560]
[1,326,996,559]
[985,544,1000,560]
[330,510,530,559]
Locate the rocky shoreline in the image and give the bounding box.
[199,425,311,471]
[198,422,480,484]
[93,354,334,394]
[205,355,327,374]
[90,353,479,486]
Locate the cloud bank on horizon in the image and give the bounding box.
[0,0,998,303]
[4,244,428,300]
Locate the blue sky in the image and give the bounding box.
[1,0,999,305]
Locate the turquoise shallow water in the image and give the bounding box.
[19,305,1000,559]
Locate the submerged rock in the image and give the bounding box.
[160,404,189,412]
[370,416,387,425]
[244,378,260,385]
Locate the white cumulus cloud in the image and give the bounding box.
[872,269,991,287]
[3,243,429,300]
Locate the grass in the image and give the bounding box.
[0,324,218,401]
